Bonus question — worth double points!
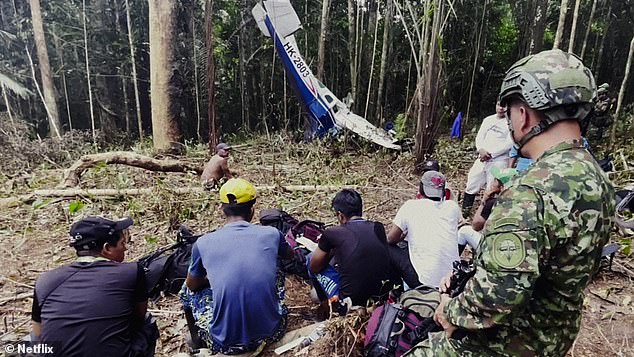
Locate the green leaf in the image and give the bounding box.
[620,237,632,256]
[144,235,159,245]
[68,200,85,214]
[32,199,51,210]
[0,69,34,99]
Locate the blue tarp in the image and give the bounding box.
[450,112,463,139]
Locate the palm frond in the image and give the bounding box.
[0,69,34,99]
[0,30,17,44]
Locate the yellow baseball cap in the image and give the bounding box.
[219,178,257,204]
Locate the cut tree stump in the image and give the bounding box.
[58,151,204,188]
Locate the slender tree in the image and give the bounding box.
[364,0,381,121]
[465,0,488,129]
[347,0,357,111]
[28,0,61,138]
[580,0,598,59]
[376,0,393,122]
[567,0,582,53]
[529,0,548,54]
[192,4,202,142]
[53,33,72,131]
[205,0,217,151]
[317,0,331,81]
[125,0,143,139]
[149,0,181,152]
[610,35,634,148]
[82,0,97,148]
[1,84,14,123]
[553,0,569,49]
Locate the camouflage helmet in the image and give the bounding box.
[499,49,597,148]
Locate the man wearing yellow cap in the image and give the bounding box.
[180,178,293,354]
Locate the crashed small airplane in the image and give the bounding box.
[252,0,401,150]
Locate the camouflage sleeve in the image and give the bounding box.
[445,184,547,329]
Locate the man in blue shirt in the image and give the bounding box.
[180,178,292,354]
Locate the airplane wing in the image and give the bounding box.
[252,0,401,150]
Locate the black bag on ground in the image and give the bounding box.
[138,225,203,300]
[259,208,325,279]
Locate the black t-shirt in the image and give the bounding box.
[317,219,391,305]
[32,260,147,357]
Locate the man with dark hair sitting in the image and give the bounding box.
[387,171,461,289]
[31,216,158,357]
[181,178,292,354]
[308,189,418,312]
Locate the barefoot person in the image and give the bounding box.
[200,143,234,189]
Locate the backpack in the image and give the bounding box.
[259,208,325,279]
[138,225,203,300]
[363,286,441,357]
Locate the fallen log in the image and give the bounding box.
[0,185,360,207]
[58,151,204,188]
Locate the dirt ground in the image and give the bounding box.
[0,135,632,356]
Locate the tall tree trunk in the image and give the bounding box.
[355,5,365,109]
[317,0,331,81]
[364,1,381,121]
[580,0,597,59]
[347,0,357,111]
[1,84,14,123]
[28,0,61,138]
[567,0,581,53]
[528,0,548,54]
[94,0,118,137]
[205,0,217,151]
[376,0,392,123]
[125,0,143,140]
[465,0,487,130]
[610,35,634,148]
[82,0,97,148]
[594,2,611,73]
[239,0,249,130]
[553,0,569,49]
[410,0,446,169]
[579,0,597,59]
[192,5,202,142]
[149,0,181,152]
[53,33,72,131]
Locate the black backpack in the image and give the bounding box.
[138,225,204,300]
[259,208,325,279]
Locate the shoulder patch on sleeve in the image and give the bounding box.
[491,232,526,269]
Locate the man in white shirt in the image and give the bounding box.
[387,171,461,288]
[462,103,513,217]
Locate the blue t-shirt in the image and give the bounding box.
[509,146,533,172]
[189,221,289,348]
[510,137,591,172]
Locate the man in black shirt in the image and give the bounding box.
[31,216,158,357]
[308,190,417,310]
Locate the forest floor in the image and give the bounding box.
[0,129,633,356]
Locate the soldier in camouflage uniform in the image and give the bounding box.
[406,49,615,356]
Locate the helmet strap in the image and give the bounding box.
[515,103,592,152]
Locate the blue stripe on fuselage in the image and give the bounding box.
[264,15,336,136]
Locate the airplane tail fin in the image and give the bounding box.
[252,0,301,38]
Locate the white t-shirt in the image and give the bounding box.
[475,114,513,161]
[393,199,461,287]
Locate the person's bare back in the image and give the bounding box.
[201,143,233,187]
